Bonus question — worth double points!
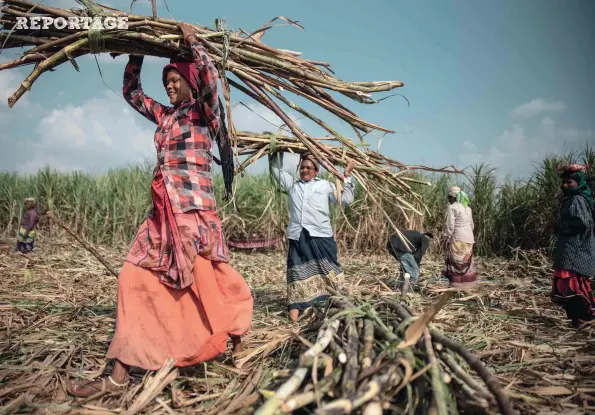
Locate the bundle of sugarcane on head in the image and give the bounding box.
[0,0,460,218]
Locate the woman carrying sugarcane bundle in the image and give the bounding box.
[442,186,478,289]
[269,151,355,322]
[68,23,253,397]
[551,164,595,328]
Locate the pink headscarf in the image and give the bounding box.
[162,60,198,95]
[556,163,589,173]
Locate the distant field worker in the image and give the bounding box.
[68,23,253,397]
[16,197,38,254]
[551,164,595,327]
[270,151,355,322]
[442,186,478,289]
[387,230,434,291]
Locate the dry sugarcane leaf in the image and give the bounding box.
[123,358,178,415]
[237,15,303,45]
[0,393,31,414]
[398,291,456,348]
[259,16,305,32]
[529,386,574,396]
[220,364,263,415]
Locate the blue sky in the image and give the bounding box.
[0,0,593,180]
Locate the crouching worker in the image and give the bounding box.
[387,230,434,292]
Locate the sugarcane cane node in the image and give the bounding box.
[443,372,452,384]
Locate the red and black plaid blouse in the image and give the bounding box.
[123,41,220,213]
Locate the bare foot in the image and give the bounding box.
[289,309,299,322]
[67,376,129,397]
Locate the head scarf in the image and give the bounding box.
[24,197,35,205]
[558,164,594,207]
[300,152,319,172]
[448,186,460,197]
[162,60,198,97]
[448,185,470,208]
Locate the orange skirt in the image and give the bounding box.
[106,254,253,370]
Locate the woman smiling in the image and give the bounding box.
[67,23,253,397]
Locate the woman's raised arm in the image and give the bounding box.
[123,55,168,125]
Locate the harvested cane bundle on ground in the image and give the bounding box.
[0,0,459,225]
[242,288,516,415]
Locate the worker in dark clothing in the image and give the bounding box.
[387,230,434,291]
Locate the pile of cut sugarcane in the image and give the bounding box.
[247,288,516,415]
[0,0,460,225]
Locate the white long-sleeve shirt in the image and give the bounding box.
[270,154,355,240]
[444,202,475,244]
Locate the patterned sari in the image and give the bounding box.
[286,229,344,311]
[443,240,478,288]
[126,170,229,290]
[551,270,595,324]
[16,227,36,253]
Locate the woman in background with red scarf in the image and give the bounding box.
[68,23,253,397]
[551,164,595,328]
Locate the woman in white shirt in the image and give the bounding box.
[270,152,355,321]
[442,186,478,289]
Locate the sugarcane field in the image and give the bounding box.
[0,0,594,414]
